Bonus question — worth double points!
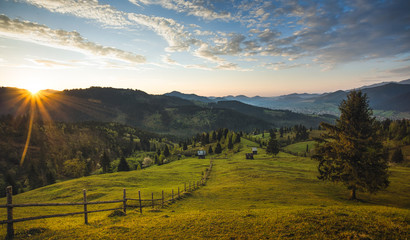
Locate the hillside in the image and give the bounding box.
[211,100,335,127]
[0,87,333,136]
[1,140,408,239]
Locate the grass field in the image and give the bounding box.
[282,141,316,156]
[1,143,409,239]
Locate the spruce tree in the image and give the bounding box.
[118,156,130,171]
[228,137,233,149]
[266,137,279,155]
[234,133,241,143]
[215,143,222,154]
[164,145,170,157]
[208,145,213,154]
[313,90,389,200]
[101,151,111,173]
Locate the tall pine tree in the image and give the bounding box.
[313,90,389,200]
[266,137,279,155]
[215,143,222,154]
[118,156,130,171]
[101,151,111,173]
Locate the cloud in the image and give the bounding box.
[194,43,225,63]
[0,15,146,64]
[29,58,75,68]
[262,62,307,71]
[234,0,410,69]
[129,0,232,21]
[194,29,214,36]
[22,0,200,54]
[257,29,280,43]
[282,0,410,67]
[161,54,212,70]
[163,53,249,71]
[389,65,410,75]
[128,13,198,52]
[21,0,130,27]
[18,0,410,72]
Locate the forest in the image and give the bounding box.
[1,111,408,197]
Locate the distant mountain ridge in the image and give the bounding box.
[0,87,334,137]
[165,79,410,118]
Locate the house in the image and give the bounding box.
[197,150,206,159]
[245,153,254,159]
[252,147,258,155]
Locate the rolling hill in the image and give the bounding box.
[0,87,334,136]
[0,140,408,239]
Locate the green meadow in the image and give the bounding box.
[1,142,409,239]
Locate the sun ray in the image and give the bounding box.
[4,87,121,166]
[20,99,35,166]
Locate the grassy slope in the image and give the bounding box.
[1,144,409,239]
[283,141,316,155]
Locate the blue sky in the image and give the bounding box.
[0,0,409,96]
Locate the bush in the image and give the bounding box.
[62,158,86,178]
[142,157,154,167]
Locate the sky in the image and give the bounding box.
[0,0,409,97]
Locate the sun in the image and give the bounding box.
[26,86,43,95]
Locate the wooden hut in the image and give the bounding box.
[252,147,258,155]
[197,150,206,159]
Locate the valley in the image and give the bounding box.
[1,137,408,239]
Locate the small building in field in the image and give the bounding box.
[252,147,258,155]
[197,150,206,159]
[246,153,254,159]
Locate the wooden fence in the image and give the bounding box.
[1,160,213,239]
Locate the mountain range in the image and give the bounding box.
[0,87,334,137]
[165,79,410,119]
[1,79,408,137]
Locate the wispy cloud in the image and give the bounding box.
[162,54,212,71]
[129,0,232,21]
[389,65,410,75]
[28,58,75,69]
[21,0,130,27]
[262,62,308,71]
[0,15,146,64]
[128,13,198,52]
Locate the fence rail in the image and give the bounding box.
[1,160,213,239]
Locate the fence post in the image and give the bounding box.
[6,186,14,240]
[83,189,88,224]
[123,188,127,214]
[138,191,142,214]
[162,190,164,208]
[151,192,154,208]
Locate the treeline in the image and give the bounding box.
[377,119,410,143]
[244,125,311,148]
[377,119,410,163]
[0,114,161,197]
[178,128,243,156]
